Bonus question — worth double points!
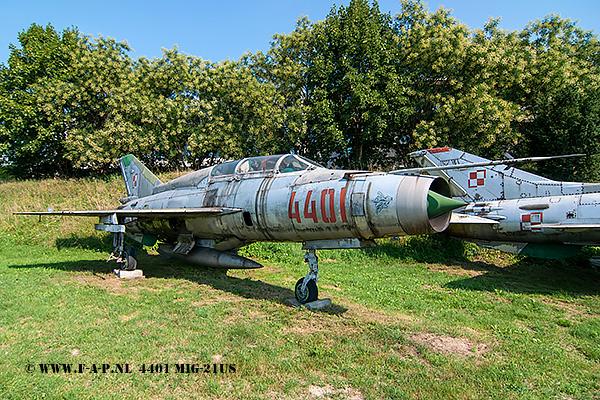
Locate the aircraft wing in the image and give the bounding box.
[450,213,499,224]
[537,223,600,230]
[15,207,243,218]
[393,152,585,175]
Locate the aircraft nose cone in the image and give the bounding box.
[427,191,467,219]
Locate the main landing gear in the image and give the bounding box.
[107,231,138,271]
[294,249,319,304]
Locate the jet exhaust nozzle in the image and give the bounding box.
[427,191,467,219]
[158,244,264,269]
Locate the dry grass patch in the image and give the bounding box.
[407,332,489,359]
[426,261,492,277]
[308,384,365,400]
[119,311,140,322]
[338,300,418,326]
[539,297,592,320]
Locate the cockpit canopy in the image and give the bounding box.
[152,154,320,194]
[210,154,317,178]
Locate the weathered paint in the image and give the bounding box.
[410,147,600,201]
[411,148,600,258]
[446,193,600,246]
[18,154,465,271]
[121,154,456,250]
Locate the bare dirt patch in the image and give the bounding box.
[490,293,512,304]
[120,311,140,322]
[408,333,488,358]
[422,284,454,294]
[308,384,364,400]
[190,292,247,307]
[218,308,269,327]
[539,297,591,320]
[339,301,416,326]
[65,272,141,297]
[280,314,361,336]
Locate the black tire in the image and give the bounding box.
[123,245,138,271]
[295,277,318,304]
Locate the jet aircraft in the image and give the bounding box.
[17,154,465,304]
[407,147,600,258]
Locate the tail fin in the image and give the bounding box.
[119,155,162,199]
[409,148,600,201]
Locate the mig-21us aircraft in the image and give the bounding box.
[407,147,600,258]
[17,154,465,304]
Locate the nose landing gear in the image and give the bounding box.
[294,249,319,304]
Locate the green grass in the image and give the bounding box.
[1,176,599,399]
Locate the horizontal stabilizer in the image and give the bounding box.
[15,207,243,218]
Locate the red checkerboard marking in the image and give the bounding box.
[468,170,486,188]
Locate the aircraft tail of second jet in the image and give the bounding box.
[119,155,162,200]
[409,147,600,201]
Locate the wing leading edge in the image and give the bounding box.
[14,207,243,218]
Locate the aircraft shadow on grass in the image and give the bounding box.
[10,235,348,315]
[365,236,600,297]
[443,258,600,297]
[16,234,600,302]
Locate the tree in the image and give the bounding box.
[48,35,147,172]
[394,1,523,159]
[131,48,209,169]
[246,16,314,157]
[185,59,285,167]
[516,15,600,181]
[0,23,79,177]
[3,5,599,181]
[307,0,411,168]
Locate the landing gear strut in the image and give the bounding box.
[107,231,138,271]
[295,249,319,304]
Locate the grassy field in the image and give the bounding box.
[0,175,599,399]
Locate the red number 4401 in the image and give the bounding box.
[288,188,347,224]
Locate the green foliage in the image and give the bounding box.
[118,47,208,169]
[0,24,79,177]
[246,16,314,157]
[186,60,286,165]
[2,153,600,399]
[2,3,600,180]
[57,35,140,170]
[394,1,524,157]
[307,0,411,168]
[517,16,600,181]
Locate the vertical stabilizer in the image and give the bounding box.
[119,155,162,199]
[410,147,600,201]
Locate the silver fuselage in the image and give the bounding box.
[449,193,600,246]
[123,167,451,248]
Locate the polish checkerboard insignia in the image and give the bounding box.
[468,170,486,188]
[521,212,543,231]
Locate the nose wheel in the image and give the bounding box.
[295,249,319,304]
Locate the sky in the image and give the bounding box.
[1,0,599,64]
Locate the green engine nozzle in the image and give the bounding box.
[427,191,467,219]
